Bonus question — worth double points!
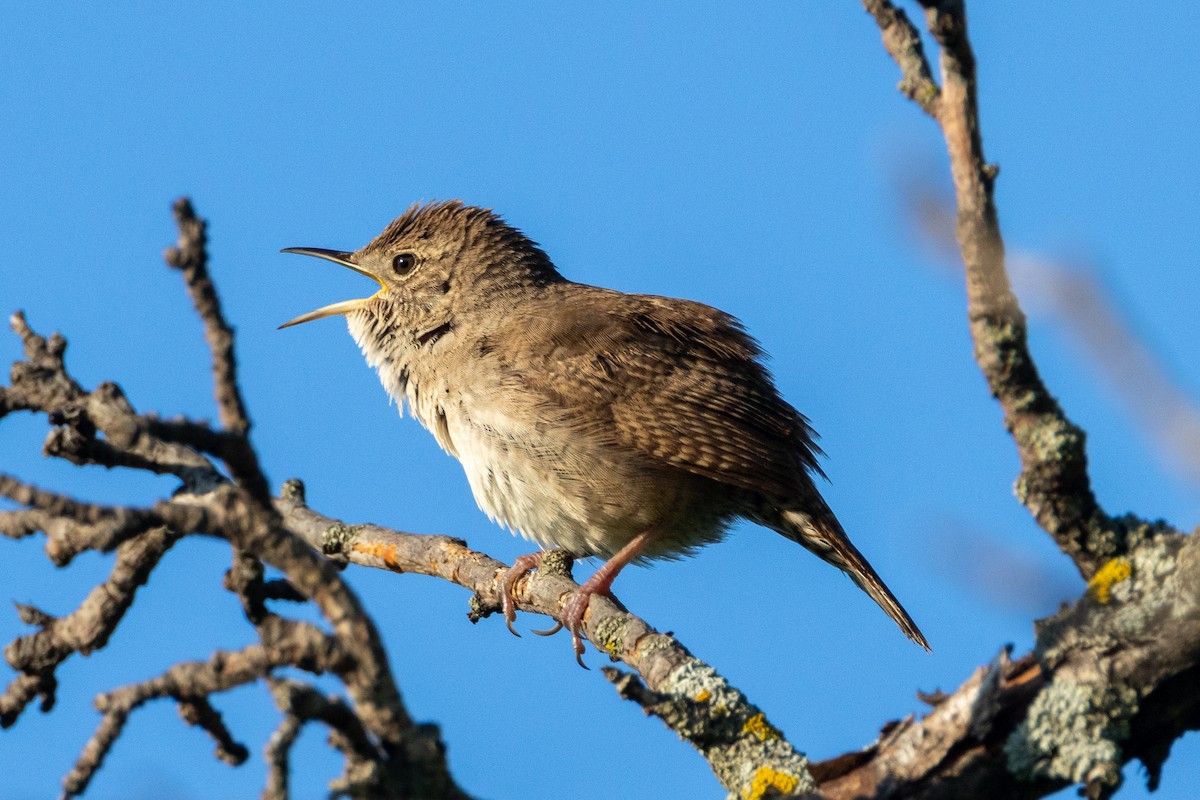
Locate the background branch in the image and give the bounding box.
[2,203,470,800]
[893,0,1121,579]
[164,197,270,501]
[851,2,1198,798]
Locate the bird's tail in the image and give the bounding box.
[775,507,930,651]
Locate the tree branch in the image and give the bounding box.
[4,9,1197,792]
[849,2,1200,797]
[1,525,183,728]
[62,635,336,798]
[862,0,941,117]
[164,197,270,502]
[2,202,472,799]
[266,678,385,799]
[865,0,1122,578]
[812,526,1200,799]
[276,479,823,799]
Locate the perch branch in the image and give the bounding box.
[276,480,823,799]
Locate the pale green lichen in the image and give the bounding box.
[663,659,815,798]
[592,614,627,658]
[321,522,363,557]
[279,477,306,502]
[634,632,678,657]
[537,548,575,577]
[664,659,744,713]
[1038,532,1181,668]
[1008,524,1190,795]
[1005,678,1138,789]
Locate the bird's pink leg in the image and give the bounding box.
[555,527,660,668]
[500,551,548,636]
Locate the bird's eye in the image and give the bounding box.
[391,253,418,276]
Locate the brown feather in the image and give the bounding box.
[509,285,823,500]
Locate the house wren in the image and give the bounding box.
[281,201,929,661]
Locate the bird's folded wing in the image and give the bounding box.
[511,289,823,500]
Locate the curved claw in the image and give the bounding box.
[560,587,595,669]
[531,621,563,637]
[503,597,522,637]
[499,552,546,637]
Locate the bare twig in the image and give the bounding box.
[164,199,249,437]
[265,678,386,799]
[862,0,941,117]
[1,526,183,728]
[3,313,225,495]
[164,198,270,502]
[0,473,167,563]
[178,696,250,766]
[62,637,334,798]
[263,711,302,800]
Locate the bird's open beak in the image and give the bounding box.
[278,247,386,329]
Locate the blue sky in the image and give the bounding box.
[2,3,1198,798]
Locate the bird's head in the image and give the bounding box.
[279,200,559,331]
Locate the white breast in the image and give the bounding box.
[347,313,710,559]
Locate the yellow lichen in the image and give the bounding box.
[743,713,780,741]
[743,766,799,800]
[1087,557,1132,604]
[694,689,712,703]
[593,615,626,657]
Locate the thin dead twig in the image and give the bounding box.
[164,197,269,502]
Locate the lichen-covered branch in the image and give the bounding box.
[811,525,1200,800]
[866,0,1123,578]
[276,480,821,800]
[852,2,1200,798]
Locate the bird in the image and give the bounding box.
[280,200,929,663]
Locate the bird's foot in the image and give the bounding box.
[500,552,546,636]
[557,584,603,669]
[503,542,641,668]
[525,567,611,668]
[543,571,626,668]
